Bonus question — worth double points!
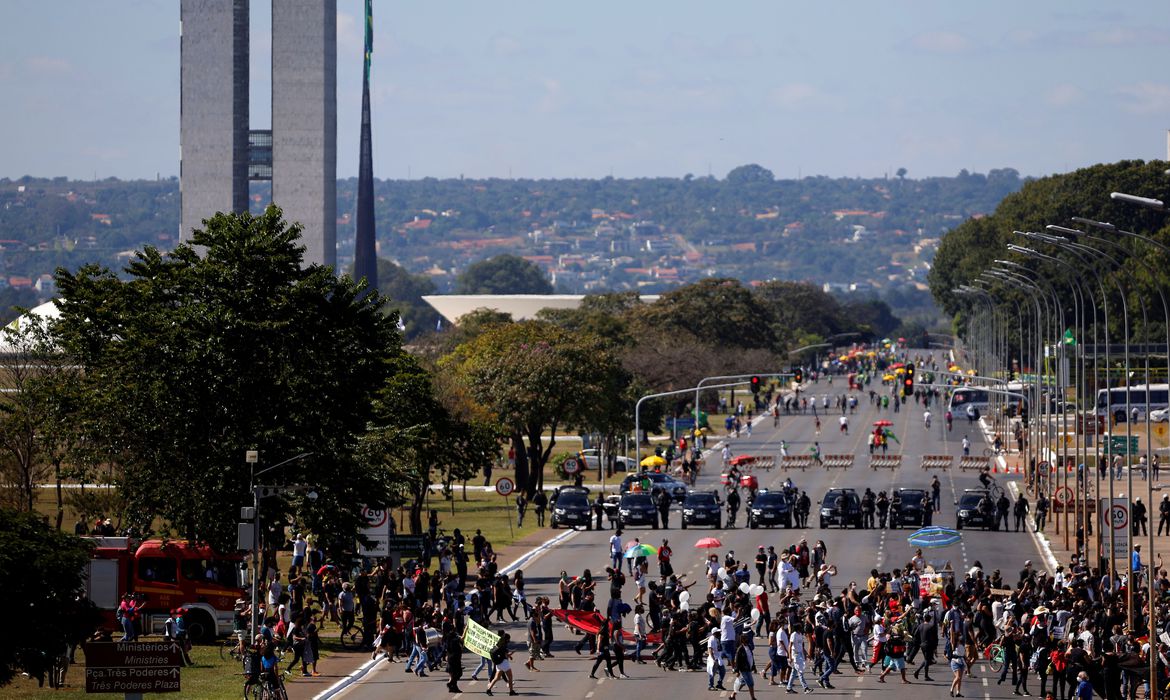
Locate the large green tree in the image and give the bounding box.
[52,206,401,551]
[455,254,554,295]
[446,321,621,496]
[359,352,496,534]
[0,508,93,686]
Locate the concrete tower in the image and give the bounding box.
[271,0,337,269]
[179,0,249,241]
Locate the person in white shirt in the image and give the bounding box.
[292,533,308,574]
[707,629,728,690]
[720,612,737,659]
[609,532,623,570]
[780,554,801,593]
[770,621,791,685]
[268,573,282,607]
[787,622,812,692]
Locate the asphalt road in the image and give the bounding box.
[332,373,1044,700]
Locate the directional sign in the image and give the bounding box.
[495,477,516,497]
[562,457,581,475]
[84,641,182,694]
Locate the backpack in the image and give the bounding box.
[490,646,505,664]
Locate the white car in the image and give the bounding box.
[577,449,636,472]
[1151,408,1169,423]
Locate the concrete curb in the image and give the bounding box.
[311,527,581,700]
[1006,479,1060,575]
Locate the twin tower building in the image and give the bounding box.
[180,0,337,268]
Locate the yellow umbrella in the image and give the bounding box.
[882,374,896,381]
[966,369,977,375]
[640,455,667,467]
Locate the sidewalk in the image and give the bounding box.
[284,526,560,700]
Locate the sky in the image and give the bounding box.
[1,1,1168,182]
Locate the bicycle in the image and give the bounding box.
[220,633,246,662]
[338,615,364,650]
[256,669,288,700]
[981,643,1005,673]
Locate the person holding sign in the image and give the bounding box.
[485,631,517,696]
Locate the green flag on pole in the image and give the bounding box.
[363,0,373,82]
[1062,328,1076,346]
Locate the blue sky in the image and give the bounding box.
[1,1,1168,181]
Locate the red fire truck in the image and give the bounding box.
[84,538,245,641]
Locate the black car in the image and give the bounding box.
[748,490,793,529]
[819,488,862,528]
[620,472,688,503]
[617,493,659,528]
[681,490,722,529]
[955,489,997,531]
[551,488,593,530]
[890,488,931,528]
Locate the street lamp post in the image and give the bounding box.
[248,450,315,639]
[632,383,744,464]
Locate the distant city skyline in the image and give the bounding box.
[1,1,1168,182]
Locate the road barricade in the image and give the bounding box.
[822,454,854,469]
[959,455,990,471]
[780,455,814,470]
[869,454,902,470]
[921,455,953,470]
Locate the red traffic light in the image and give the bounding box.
[750,376,761,392]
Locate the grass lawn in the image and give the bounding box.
[3,643,247,700]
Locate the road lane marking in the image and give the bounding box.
[586,692,595,698]
[854,691,863,698]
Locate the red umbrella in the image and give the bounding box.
[694,537,723,549]
[873,420,894,427]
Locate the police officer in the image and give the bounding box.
[656,489,672,529]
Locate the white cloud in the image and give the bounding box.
[1116,82,1170,115]
[769,83,822,108]
[1044,84,1083,107]
[490,34,523,58]
[906,31,973,54]
[25,56,72,75]
[536,78,563,114]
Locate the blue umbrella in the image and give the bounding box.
[907,527,962,548]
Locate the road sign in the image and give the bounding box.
[562,458,581,475]
[84,641,182,694]
[666,417,696,430]
[495,477,515,497]
[1099,497,1130,559]
[1105,435,1140,455]
[1053,486,1073,506]
[361,505,388,528]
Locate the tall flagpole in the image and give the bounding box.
[353,0,378,292]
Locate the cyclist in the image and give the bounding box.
[923,410,931,429]
[726,487,741,528]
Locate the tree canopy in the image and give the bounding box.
[0,508,92,686]
[455,254,554,295]
[52,206,402,550]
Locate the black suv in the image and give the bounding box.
[681,490,722,529]
[620,472,688,503]
[955,489,996,531]
[890,488,931,528]
[748,490,793,529]
[617,493,659,529]
[551,488,593,530]
[819,488,862,529]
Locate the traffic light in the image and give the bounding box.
[750,376,761,393]
[793,367,804,384]
[903,363,916,397]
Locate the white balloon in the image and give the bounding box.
[717,567,727,579]
[750,608,761,622]
[739,582,751,594]
[750,585,765,597]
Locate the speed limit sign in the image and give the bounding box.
[495,477,516,497]
[1053,486,1073,506]
[562,457,581,475]
[1099,497,1130,558]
